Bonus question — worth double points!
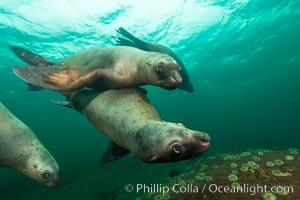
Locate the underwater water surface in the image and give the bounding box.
[0,0,299,199]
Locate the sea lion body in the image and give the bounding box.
[65,88,210,163]
[116,27,194,93]
[11,46,182,92]
[0,103,60,187]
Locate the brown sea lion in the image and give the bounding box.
[116,27,194,93]
[53,88,210,163]
[10,45,182,92]
[0,103,60,187]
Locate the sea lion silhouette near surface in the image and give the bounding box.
[116,27,194,93]
[54,88,210,163]
[0,103,60,187]
[10,45,182,92]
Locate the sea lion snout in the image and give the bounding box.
[38,168,60,187]
[151,54,182,90]
[170,74,182,86]
[25,155,60,187]
[45,173,60,187]
[158,72,182,90]
[192,132,211,155]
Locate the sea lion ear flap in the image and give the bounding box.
[101,141,129,164]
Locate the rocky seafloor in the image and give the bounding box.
[26,147,299,200]
[139,147,300,200]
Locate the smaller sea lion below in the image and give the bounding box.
[10,45,182,92]
[116,27,194,93]
[0,103,60,187]
[53,88,210,163]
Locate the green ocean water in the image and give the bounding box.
[0,0,299,199]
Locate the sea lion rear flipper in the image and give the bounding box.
[14,66,99,92]
[177,65,194,93]
[116,37,136,47]
[26,83,45,91]
[116,27,148,51]
[13,66,66,91]
[9,46,53,66]
[101,141,129,164]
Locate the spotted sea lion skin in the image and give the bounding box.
[0,103,60,187]
[10,45,182,92]
[62,88,210,163]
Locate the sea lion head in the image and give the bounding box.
[135,122,210,163]
[21,148,60,187]
[146,53,182,90]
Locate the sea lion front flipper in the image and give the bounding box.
[101,141,129,164]
[9,46,53,66]
[116,27,148,51]
[49,99,71,108]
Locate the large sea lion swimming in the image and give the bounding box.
[116,27,194,93]
[10,45,182,92]
[54,88,210,163]
[0,103,60,187]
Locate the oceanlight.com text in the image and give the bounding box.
[124,183,294,196]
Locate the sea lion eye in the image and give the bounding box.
[171,144,183,157]
[42,171,51,179]
[155,63,164,73]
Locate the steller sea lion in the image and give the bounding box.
[10,45,182,92]
[116,27,194,93]
[53,88,210,163]
[0,103,60,187]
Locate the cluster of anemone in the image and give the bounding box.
[228,174,238,181]
[240,163,249,172]
[223,154,240,161]
[177,179,186,186]
[195,175,205,182]
[284,155,294,160]
[265,161,275,167]
[231,169,239,175]
[271,169,292,177]
[247,161,260,171]
[251,156,261,162]
[288,148,298,155]
[240,151,252,157]
[198,172,206,176]
[195,171,213,181]
[223,154,232,161]
[204,175,213,181]
[275,188,289,196]
[257,151,264,156]
[207,156,217,160]
[273,159,284,166]
[231,182,241,189]
[154,193,170,200]
[195,172,206,182]
[230,163,238,168]
[271,169,282,176]
[247,161,256,166]
[262,192,277,200]
[198,164,209,171]
[187,179,195,184]
[212,165,219,170]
